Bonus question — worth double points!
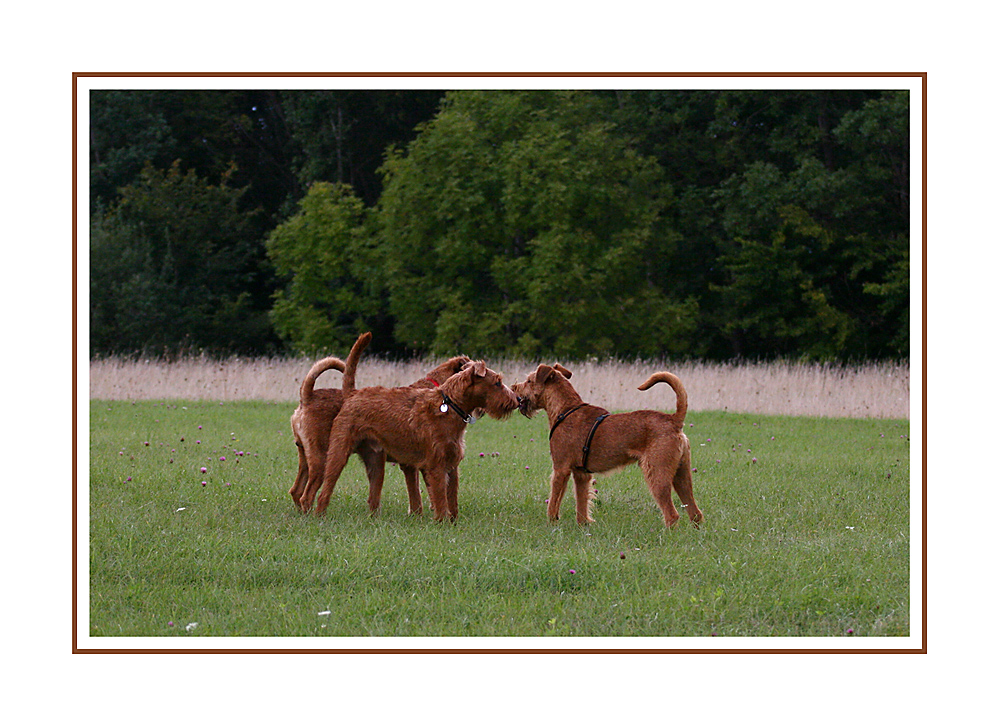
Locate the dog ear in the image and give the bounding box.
[553,363,573,379]
[452,355,472,372]
[462,360,488,378]
[536,364,555,384]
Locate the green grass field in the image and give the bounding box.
[88,400,910,639]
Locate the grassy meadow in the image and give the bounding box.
[88,393,910,640]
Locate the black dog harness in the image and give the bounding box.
[549,404,586,440]
[549,404,610,473]
[580,414,609,473]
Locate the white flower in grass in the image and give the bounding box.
[185,622,198,632]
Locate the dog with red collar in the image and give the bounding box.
[291,331,472,516]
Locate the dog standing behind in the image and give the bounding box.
[307,361,519,521]
[290,332,372,512]
[512,364,703,528]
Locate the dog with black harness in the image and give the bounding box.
[513,363,703,528]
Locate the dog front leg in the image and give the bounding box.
[422,469,453,522]
[572,471,595,525]
[547,468,572,522]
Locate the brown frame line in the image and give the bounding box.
[72,71,927,655]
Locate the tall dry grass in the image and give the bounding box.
[89,355,909,419]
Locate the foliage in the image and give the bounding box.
[714,207,857,359]
[90,162,276,355]
[706,91,911,359]
[265,182,388,354]
[90,91,176,212]
[280,90,444,205]
[88,89,911,361]
[378,90,698,358]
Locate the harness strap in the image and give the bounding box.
[549,403,586,440]
[580,414,610,473]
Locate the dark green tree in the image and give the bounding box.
[90,162,275,355]
[89,88,910,362]
[265,181,390,355]
[711,91,910,359]
[280,90,445,206]
[714,207,856,359]
[834,91,910,355]
[613,89,909,360]
[90,91,176,212]
[377,90,697,358]
[90,90,301,230]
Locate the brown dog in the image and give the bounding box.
[512,364,703,528]
[291,332,473,515]
[290,332,371,512]
[365,354,473,515]
[306,361,519,521]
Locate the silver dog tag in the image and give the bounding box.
[440,403,449,413]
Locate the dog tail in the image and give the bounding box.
[298,332,372,403]
[637,372,688,422]
[341,331,372,393]
[300,357,346,403]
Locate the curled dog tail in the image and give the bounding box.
[300,357,346,404]
[637,372,688,422]
[341,331,372,393]
[299,332,372,403]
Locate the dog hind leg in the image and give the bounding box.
[422,468,453,522]
[315,436,354,516]
[298,436,329,513]
[672,440,704,525]
[290,442,309,509]
[446,468,460,521]
[640,443,682,528]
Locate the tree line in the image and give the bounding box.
[89,89,909,361]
